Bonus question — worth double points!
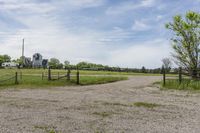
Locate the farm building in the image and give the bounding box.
[32,53,43,68]
[1,62,19,68]
[32,53,48,68]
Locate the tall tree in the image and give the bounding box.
[162,58,172,72]
[0,54,11,66]
[3,55,11,62]
[166,11,200,79]
[64,60,70,66]
[49,58,60,69]
[141,66,146,73]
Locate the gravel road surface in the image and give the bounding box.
[0,76,200,133]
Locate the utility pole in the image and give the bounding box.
[22,38,25,67]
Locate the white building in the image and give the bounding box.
[1,62,19,68]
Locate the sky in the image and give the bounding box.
[0,0,199,68]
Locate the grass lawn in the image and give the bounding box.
[161,79,200,90]
[0,69,128,89]
[0,68,177,76]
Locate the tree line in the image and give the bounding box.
[0,55,174,74]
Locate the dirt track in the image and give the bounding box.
[0,76,200,133]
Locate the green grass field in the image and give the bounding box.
[0,68,179,89]
[161,79,200,90]
[0,68,177,76]
[0,69,128,89]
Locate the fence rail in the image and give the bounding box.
[0,72,18,85]
[0,76,15,84]
[163,67,200,86]
[0,69,80,86]
[41,68,80,84]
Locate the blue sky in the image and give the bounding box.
[0,0,199,68]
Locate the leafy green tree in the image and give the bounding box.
[64,60,70,69]
[166,11,200,79]
[0,54,11,66]
[3,55,11,62]
[162,58,172,73]
[64,60,70,66]
[0,56,3,67]
[49,58,60,69]
[57,63,64,69]
[141,66,146,73]
[13,56,23,67]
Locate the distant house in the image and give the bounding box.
[1,62,19,68]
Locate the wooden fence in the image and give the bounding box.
[162,67,200,86]
[0,72,19,85]
[46,68,80,84]
[0,68,80,86]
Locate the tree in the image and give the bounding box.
[166,11,200,79]
[0,54,11,66]
[13,56,23,67]
[64,60,70,68]
[141,66,146,73]
[57,63,64,69]
[162,58,172,72]
[49,58,60,69]
[3,55,11,62]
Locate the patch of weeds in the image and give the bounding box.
[134,102,160,108]
[34,125,57,133]
[34,125,48,130]
[93,111,113,118]
[95,131,106,133]
[160,79,200,91]
[48,129,56,133]
[101,102,129,107]
[153,81,161,85]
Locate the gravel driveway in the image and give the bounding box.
[0,76,200,133]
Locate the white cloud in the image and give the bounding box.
[107,39,171,68]
[131,20,151,31]
[141,0,156,7]
[0,0,105,14]
[0,0,174,68]
[106,0,156,15]
[156,15,163,21]
[67,0,105,8]
[0,0,57,13]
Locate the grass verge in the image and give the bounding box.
[134,102,160,108]
[0,74,127,89]
[92,111,113,118]
[0,68,177,76]
[161,79,200,90]
[95,101,160,109]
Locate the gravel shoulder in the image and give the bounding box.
[0,76,200,133]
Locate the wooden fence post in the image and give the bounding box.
[15,72,18,84]
[163,67,166,86]
[179,67,182,84]
[58,72,60,79]
[77,70,80,85]
[42,72,43,80]
[67,69,71,81]
[48,67,51,81]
